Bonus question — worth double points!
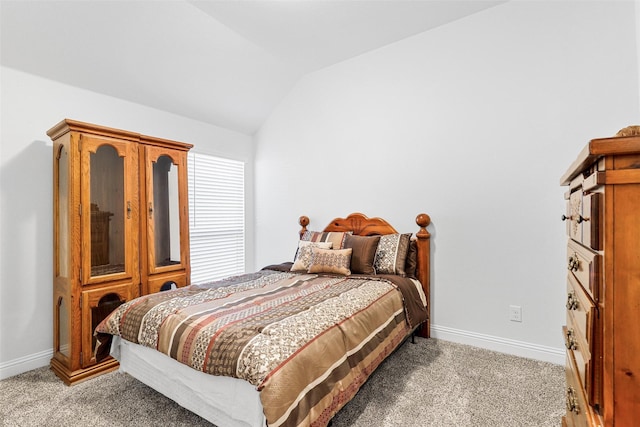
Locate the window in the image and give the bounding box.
[188,152,245,283]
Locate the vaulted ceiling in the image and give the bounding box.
[1,1,505,135]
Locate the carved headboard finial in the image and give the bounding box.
[299,215,310,239]
[615,125,640,137]
[416,213,431,239]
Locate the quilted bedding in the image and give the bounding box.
[95,267,428,427]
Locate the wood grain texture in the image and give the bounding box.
[48,119,192,385]
[324,212,399,236]
[561,133,640,426]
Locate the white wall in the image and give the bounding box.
[0,67,254,379]
[254,1,640,363]
[2,0,638,379]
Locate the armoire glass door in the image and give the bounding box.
[81,136,138,284]
[146,147,187,273]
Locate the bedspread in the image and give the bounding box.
[95,269,427,427]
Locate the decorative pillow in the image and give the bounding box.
[308,247,352,276]
[404,239,418,279]
[301,230,351,249]
[291,241,333,271]
[374,233,412,275]
[343,234,380,275]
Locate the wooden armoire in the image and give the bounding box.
[49,119,192,385]
[560,127,640,426]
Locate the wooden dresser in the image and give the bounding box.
[560,128,640,426]
[49,119,192,384]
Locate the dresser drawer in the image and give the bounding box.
[565,190,602,251]
[563,321,591,394]
[566,248,604,410]
[567,240,602,301]
[566,274,595,347]
[564,354,591,427]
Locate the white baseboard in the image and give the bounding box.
[0,348,52,380]
[430,324,565,365]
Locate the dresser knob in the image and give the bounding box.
[566,292,579,310]
[567,255,580,272]
[566,387,580,414]
[565,328,578,350]
[561,214,572,221]
[576,215,586,224]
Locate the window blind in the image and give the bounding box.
[188,152,245,284]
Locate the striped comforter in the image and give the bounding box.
[95,267,428,427]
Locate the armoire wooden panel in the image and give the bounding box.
[560,127,640,426]
[49,119,192,385]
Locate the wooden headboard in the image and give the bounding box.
[298,212,431,338]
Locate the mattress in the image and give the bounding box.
[111,335,265,427]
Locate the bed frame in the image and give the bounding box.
[298,212,431,338]
[111,211,432,427]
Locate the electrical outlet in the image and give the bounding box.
[509,305,522,322]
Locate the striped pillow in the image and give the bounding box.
[301,230,351,249]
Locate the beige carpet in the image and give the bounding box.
[0,338,565,426]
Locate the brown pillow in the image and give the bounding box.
[405,239,417,279]
[308,247,352,276]
[343,234,380,275]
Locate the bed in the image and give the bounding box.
[95,212,431,427]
